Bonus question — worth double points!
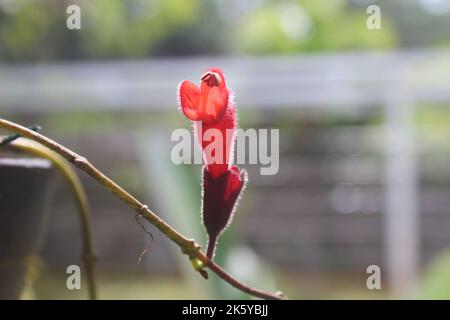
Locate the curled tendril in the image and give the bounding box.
[135,214,154,264]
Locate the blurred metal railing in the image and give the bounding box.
[0,49,449,112]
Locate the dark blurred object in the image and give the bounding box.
[0,157,54,299]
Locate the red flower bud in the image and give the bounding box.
[202,166,247,259]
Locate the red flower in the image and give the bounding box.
[178,68,247,259]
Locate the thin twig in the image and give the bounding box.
[135,214,154,264]
[0,118,286,300]
[6,138,97,300]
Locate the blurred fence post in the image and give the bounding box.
[384,91,419,297]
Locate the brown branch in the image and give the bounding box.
[0,118,286,300]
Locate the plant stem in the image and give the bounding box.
[7,139,97,300]
[206,235,217,260]
[0,118,286,300]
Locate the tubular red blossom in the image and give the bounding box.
[178,67,247,260]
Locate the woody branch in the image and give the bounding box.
[0,118,286,300]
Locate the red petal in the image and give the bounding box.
[199,81,228,123]
[178,80,202,121]
[225,165,246,200]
